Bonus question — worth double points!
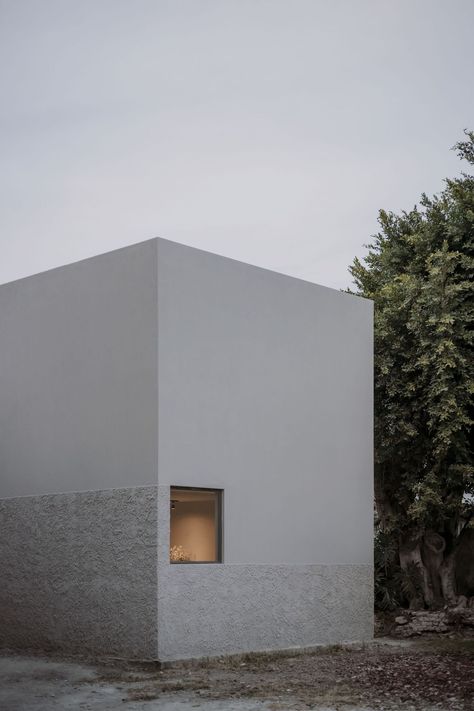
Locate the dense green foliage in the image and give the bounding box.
[350,131,474,606]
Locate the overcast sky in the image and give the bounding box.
[1,0,473,290]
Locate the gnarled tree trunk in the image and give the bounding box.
[421,531,446,607]
[439,552,458,605]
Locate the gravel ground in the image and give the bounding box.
[1,638,473,711]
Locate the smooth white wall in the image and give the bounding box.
[157,239,373,567]
[0,241,158,497]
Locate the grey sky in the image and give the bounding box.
[1,0,473,290]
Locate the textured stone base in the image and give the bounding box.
[0,487,158,658]
[1,485,373,661]
[158,563,373,661]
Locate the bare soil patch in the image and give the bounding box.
[95,638,474,709]
[1,638,473,710]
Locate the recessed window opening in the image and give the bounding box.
[170,487,222,563]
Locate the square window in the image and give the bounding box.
[170,487,222,563]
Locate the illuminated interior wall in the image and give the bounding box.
[170,500,216,561]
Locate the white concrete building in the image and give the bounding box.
[0,238,373,661]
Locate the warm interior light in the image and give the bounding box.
[170,488,221,563]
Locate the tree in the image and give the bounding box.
[349,131,474,608]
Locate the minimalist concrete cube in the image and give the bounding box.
[0,238,373,660]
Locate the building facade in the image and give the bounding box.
[0,238,373,660]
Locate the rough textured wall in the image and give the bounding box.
[159,563,373,661]
[0,487,158,658]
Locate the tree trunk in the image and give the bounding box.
[421,531,446,607]
[439,552,458,605]
[400,530,462,608]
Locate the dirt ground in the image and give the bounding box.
[1,638,473,711]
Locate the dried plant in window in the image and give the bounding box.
[170,544,191,562]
